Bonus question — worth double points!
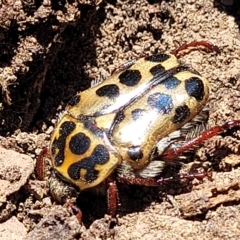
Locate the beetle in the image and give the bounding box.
[36,41,240,220]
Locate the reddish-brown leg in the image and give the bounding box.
[118,175,163,186]
[107,181,118,217]
[171,41,220,57]
[162,120,240,162]
[117,171,207,187]
[36,146,49,180]
[64,201,82,223]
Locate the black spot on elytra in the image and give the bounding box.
[119,69,141,87]
[67,144,110,182]
[149,64,166,76]
[131,108,147,121]
[172,105,190,124]
[127,146,143,161]
[96,84,120,99]
[145,53,170,62]
[68,94,81,106]
[52,121,76,166]
[147,93,173,114]
[185,77,205,101]
[69,132,91,155]
[164,77,181,89]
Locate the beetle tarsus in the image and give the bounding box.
[64,201,82,223]
[171,41,220,57]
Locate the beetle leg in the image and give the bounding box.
[36,146,49,180]
[107,180,118,217]
[171,41,220,57]
[117,175,162,186]
[156,171,211,184]
[64,201,82,223]
[162,120,240,162]
[117,171,207,187]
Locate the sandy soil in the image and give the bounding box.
[0,0,240,239]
